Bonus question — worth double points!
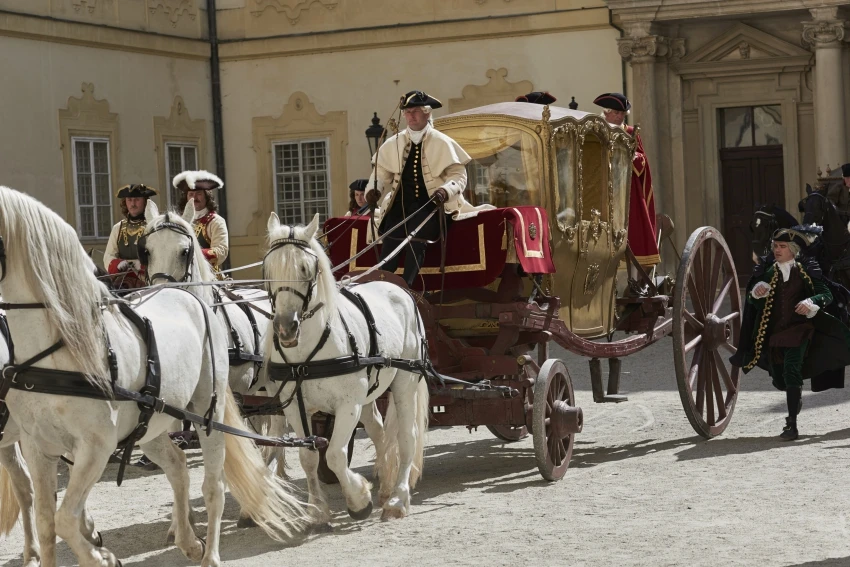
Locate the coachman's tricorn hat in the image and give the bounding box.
[593,92,631,112]
[349,179,368,192]
[173,170,224,192]
[400,90,442,110]
[515,92,557,105]
[116,184,158,199]
[841,163,850,178]
[772,225,821,249]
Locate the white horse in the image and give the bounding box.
[141,200,288,521]
[264,212,429,522]
[0,186,307,567]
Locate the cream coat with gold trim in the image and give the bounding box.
[366,125,494,240]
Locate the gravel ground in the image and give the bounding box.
[3,335,850,567]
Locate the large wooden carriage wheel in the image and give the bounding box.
[532,359,582,481]
[673,227,742,438]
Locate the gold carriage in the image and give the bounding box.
[434,103,637,339]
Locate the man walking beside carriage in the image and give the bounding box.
[365,90,492,286]
[731,227,850,440]
[104,183,158,289]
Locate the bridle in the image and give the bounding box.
[262,235,324,322]
[0,234,7,283]
[751,210,779,258]
[138,218,195,284]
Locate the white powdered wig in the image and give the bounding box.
[172,170,224,190]
[0,186,111,392]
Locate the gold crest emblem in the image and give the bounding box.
[529,222,538,240]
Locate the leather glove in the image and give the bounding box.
[366,190,381,207]
[433,187,449,204]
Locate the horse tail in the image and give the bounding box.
[221,388,308,539]
[409,379,429,489]
[0,462,21,536]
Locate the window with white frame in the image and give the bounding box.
[272,139,331,226]
[72,137,113,239]
[165,142,198,207]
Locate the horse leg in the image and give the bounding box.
[325,407,373,520]
[63,458,102,550]
[284,406,330,527]
[381,379,425,521]
[54,446,119,567]
[20,440,58,567]
[196,430,227,567]
[140,434,205,562]
[359,402,391,506]
[0,444,40,567]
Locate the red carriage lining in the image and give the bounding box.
[324,206,554,292]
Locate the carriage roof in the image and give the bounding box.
[437,102,591,124]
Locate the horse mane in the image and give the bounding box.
[770,205,798,229]
[265,221,338,322]
[145,211,217,304]
[0,186,111,391]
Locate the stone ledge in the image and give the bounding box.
[0,10,209,60]
[606,0,848,22]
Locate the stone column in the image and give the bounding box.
[802,7,846,170]
[616,22,685,223]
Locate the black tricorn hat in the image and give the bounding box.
[349,179,368,192]
[772,226,819,249]
[400,90,442,110]
[593,92,631,112]
[841,163,850,178]
[116,183,158,199]
[172,170,224,192]
[515,91,557,105]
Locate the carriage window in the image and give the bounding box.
[612,145,631,232]
[72,137,113,239]
[466,162,492,205]
[555,143,576,230]
[466,144,534,207]
[721,105,782,148]
[273,139,331,226]
[165,143,198,208]
[581,134,608,222]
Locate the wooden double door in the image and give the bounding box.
[719,145,785,278]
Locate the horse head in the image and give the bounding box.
[140,199,213,287]
[264,212,333,348]
[751,204,797,260]
[800,188,831,226]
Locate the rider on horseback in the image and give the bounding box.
[103,183,158,289]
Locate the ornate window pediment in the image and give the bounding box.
[449,68,533,113]
[676,23,811,78]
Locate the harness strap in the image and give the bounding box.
[339,288,383,395]
[0,302,47,310]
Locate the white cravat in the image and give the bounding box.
[777,259,795,282]
[408,122,431,145]
[193,208,207,221]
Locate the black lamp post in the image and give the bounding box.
[365,112,386,159]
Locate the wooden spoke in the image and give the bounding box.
[712,365,728,420]
[685,334,702,353]
[705,355,715,426]
[689,344,703,392]
[707,242,722,307]
[719,311,740,324]
[712,350,737,394]
[711,275,734,314]
[683,310,704,331]
[719,341,737,355]
[687,273,707,319]
[695,360,706,414]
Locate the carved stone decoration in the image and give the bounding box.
[617,35,671,62]
[147,1,198,26]
[153,96,208,206]
[738,42,750,59]
[584,263,601,296]
[801,17,845,49]
[71,0,98,13]
[448,68,533,113]
[250,0,340,25]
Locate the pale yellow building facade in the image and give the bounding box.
[2,0,849,277]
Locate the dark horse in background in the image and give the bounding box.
[799,185,850,289]
[750,204,798,261]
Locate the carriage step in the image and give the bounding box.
[596,394,629,403]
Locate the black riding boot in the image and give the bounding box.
[780,387,801,440]
[402,241,428,287]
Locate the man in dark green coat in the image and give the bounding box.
[731,227,850,440]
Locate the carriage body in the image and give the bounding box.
[434,102,636,338]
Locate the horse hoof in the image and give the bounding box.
[198,537,206,556]
[380,507,406,521]
[312,522,334,534]
[347,501,373,520]
[236,515,257,529]
[95,530,103,547]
